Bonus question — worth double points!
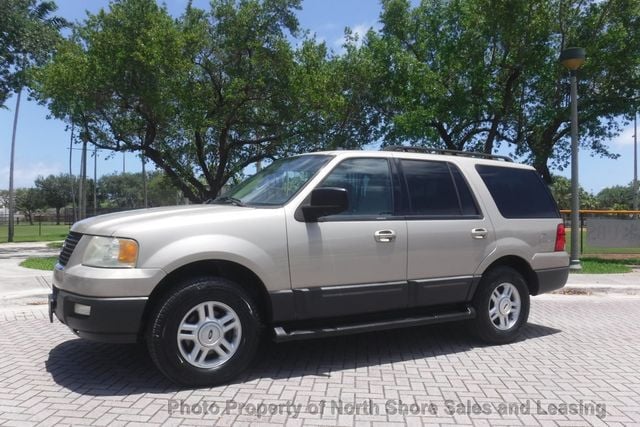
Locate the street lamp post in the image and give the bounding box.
[560,47,586,270]
[634,112,638,211]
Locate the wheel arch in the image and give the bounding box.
[139,259,273,338]
[479,255,539,296]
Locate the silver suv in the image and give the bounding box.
[49,147,569,386]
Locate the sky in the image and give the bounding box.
[0,0,637,194]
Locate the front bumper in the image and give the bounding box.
[50,286,147,343]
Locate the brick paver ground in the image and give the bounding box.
[0,294,639,426]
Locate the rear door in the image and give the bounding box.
[399,159,495,307]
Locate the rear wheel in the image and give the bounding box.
[146,277,261,386]
[470,266,530,344]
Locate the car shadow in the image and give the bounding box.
[46,322,560,395]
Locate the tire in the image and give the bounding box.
[146,277,262,387]
[470,266,530,344]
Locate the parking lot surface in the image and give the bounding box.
[0,294,639,426]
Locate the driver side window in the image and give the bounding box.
[319,158,393,217]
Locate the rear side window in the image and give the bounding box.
[401,160,479,217]
[475,165,559,218]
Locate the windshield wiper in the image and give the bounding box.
[211,196,246,207]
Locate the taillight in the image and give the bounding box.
[555,223,566,251]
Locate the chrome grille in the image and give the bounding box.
[58,231,82,266]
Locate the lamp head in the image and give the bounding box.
[560,47,586,70]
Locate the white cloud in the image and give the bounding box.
[334,23,373,50]
[0,161,65,189]
[610,124,637,146]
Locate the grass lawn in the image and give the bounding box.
[19,256,58,271]
[571,257,634,274]
[0,224,70,243]
[46,241,64,249]
[565,229,640,255]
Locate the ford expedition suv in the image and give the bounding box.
[49,147,569,386]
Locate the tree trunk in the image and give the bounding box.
[55,207,61,225]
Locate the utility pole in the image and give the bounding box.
[7,89,21,242]
[142,153,148,208]
[78,139,87,220]
[69,124,77,223]
[93,146,98,216]
[122,152,126,174]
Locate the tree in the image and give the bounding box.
[0,190,9,208]
[97,171,181,208]
[549,175,597,210]
[596,184,636,210]
[0,0,65,107]
[365,0,640,181]
[33,0,373,203]
[147,171,182,207]
[2,0,65,241]
[97,173,145,209]
[34,173,74,224]
[14,188,45,225]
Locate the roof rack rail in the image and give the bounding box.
[382,145,513,162]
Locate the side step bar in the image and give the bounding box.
[273,307,475,342]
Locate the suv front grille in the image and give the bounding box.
[58,231,83,266]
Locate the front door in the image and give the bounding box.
[285,157,408,319]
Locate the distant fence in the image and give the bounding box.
[0,207,145,226]
[560,210,640,255]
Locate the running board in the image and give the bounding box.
[273,307,475,342]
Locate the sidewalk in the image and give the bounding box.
[0,242,58,300]
[0,241,639,300]
[563,269,640,295]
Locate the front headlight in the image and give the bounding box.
[83,236,139,268]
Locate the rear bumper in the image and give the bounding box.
[50,286,147,343]
[534,267,569,294]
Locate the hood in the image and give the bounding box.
[71,204,248,237]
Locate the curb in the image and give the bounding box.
[0,289,51,300]
[554,284,640,296]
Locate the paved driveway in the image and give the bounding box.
[0,295,639,426]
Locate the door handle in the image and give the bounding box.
[374,229,396,243]
[471,228,488,239]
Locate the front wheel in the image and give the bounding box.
[470,266,530,344]
[146,277,261,387]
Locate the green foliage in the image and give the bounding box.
[596,183,637,210]
[33,0,371,202]
[549,175,598,210]
[34,173,75,223]
[366,0,640,181]
[97,171,181,208]
[14,187,46,224]
[0,0,65,107]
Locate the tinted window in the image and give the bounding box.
[476,165,559,218]
[319,158,393,216]
[451,166,480,216]
[401,160,478,216]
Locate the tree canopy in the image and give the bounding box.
[30,0,640,196]
[364,0,640,181]
[0,0,65,107]
[32,0,373,202]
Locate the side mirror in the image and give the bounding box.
[301,187,349,222]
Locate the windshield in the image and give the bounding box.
[213,155,332,207]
